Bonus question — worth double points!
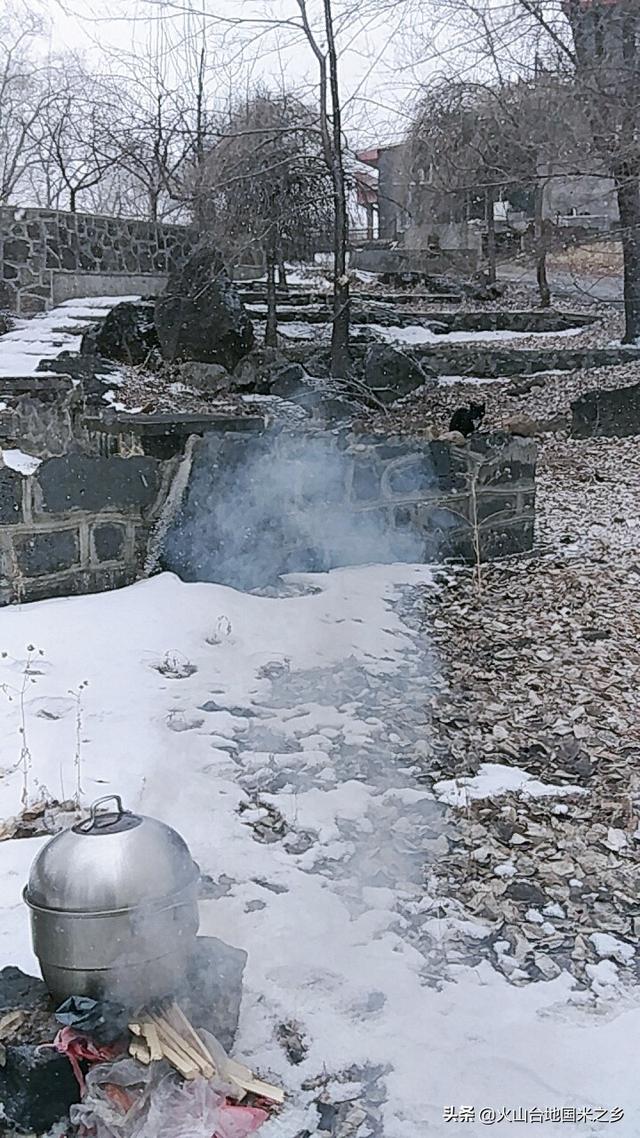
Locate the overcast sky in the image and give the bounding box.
[45,0,440,147]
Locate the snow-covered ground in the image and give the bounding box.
[0,567,637,1136]
[0,296,139,377]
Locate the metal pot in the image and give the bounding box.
[24,796,200,1006]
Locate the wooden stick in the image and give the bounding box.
[129,1038,151,1065]
[141,1021,163,1062]
[155,1038,199,1080]
[225,1057,285,1104]
[167,1002,218,1072]
[0,1010,26,1040]
[149,1012,214,1079]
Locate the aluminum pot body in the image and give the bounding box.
[26,881,199,1004]
[24,797,200,1005]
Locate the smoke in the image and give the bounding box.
[162,430,426,591]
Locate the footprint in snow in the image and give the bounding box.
[166,713,205,732]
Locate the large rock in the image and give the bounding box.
[155,247,254,368]
[81,301,159,365]
[0,966,79,1134]
[269,363,309,399]
[363,345,434,405]
[176,361,231,394]
[178,936,247,1052]
[571,381,640,439]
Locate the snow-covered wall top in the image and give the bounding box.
[0,208,197,316]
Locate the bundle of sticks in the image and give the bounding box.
[128,1000,284,1105]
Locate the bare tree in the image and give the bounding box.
[36,60,126,212]
[200,90,332,344]
[424,0,640,338]
[0,7,55,204]
[110,87,196,221]
[296,0,351,376]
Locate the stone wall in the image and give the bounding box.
[0,424,537,604]
[162,429,536,590]
[349,247,479,278]
[0,453,178,604]
[0,208,197,315]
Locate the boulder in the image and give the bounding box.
[231,348,290,393]
[81,301,159,366]
[155,246,254,369]
[363,345,433,405]
[176,361,231,394]
[504,413,566,437]
[269,363,309,399]
[178,936,247,1052]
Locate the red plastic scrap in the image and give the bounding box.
[214,1101,269,1137]
[46,1026,124,1092]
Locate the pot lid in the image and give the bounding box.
[26,796,199,913]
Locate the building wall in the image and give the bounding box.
[543,171,619,226]
[0,208,197,315]
[377,144,413,239]
[376,140,621,243]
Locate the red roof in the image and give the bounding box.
[355,148,381,168]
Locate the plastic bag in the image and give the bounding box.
[55,995,129,1044]
[68,1056,156,1137]
[139,1073,267,1138]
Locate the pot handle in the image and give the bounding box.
[79,795,126,832]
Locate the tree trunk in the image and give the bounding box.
[484,186,496,284]
[534,181,551,307]
[69,187,77,213]
[322,0,350,378]
[278,255,289,294]
[265,240,278,348]
[615,166,640,343]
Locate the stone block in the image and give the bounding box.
[427,440,469,491]
[0,469,24,523]
[17,565,137,604]
[15,528,79,577]
[479,519,534,560]
[476,490,519,522]
[92,521,126,562]
[383,454,437,497]
[60,246,77,270]
[477,456,535,487]
[351,457,382,501]
[3,238,29,263]
[571,381,640,439]
[36,455,161,515]
[414,503,468,537]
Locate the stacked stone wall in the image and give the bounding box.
[163,429,537,589]
[0,453,178,604]
[0,208,197,314]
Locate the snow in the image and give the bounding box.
[372,323,589,347]
[1,448,42,475]
[433,763,588,806]
[0,567,637,1136]
[590,934,635,966]
[0,295,139,378]
[437,374,499,386]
